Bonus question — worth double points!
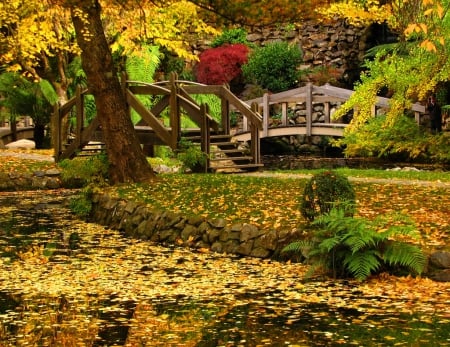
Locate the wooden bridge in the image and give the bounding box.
[234,83,427,142]
[53,73,264,172]
[0,127,35,147]
[2,76,429,172]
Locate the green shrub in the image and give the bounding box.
[58,154,109,188]
[282,208,426,281]
[301,170,355,221]
[69,189,92,218]
[242,41,303,93]
[176,139,208,172]
[211,28,251,48]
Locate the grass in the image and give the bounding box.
[285,167,450,182]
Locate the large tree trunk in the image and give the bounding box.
[70,0,154,184]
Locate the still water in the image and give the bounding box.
[0,190,449,346]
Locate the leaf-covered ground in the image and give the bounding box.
[0,190,449,346]
[1,151,450,345]
[117,173,450,250]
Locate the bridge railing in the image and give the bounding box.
[241,83,427,137]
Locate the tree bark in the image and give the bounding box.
[70,0,154,184]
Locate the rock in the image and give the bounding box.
[430,269,450,282]
[5,139,35,149]
[45,168,61,176]
[430,251,450,269]
[240,224,264,242]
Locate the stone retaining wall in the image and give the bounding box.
[90,191,450,282]
[90,192,302,259]
[0,169,62,191]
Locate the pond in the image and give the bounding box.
[0,190,449,346]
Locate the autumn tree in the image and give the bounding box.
[320,0,450,132]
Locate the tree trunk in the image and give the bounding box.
[70,0,154,184]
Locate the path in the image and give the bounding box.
[1,147,449,188]
[242,171,450,188]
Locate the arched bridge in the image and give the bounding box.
[233,83,426,142]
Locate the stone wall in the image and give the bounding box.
[0,168,62,191]
[192,19,369,87]
[89,191,450,281]
[247,20,367,82]
[90,192,303,259]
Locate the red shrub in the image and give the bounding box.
[195,44,249,85]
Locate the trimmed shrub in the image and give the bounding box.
[300,170,355,221]
[195,44,249,86]
[242,41,303,93]
[211,28,251,48]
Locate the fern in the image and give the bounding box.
[282,240,313,258]
[383,242,426,275]
[126,45,161,124]
[283,206,426,281]
[343,250,382,281]
[126,45,161,83]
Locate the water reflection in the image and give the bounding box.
[0,191,449,346]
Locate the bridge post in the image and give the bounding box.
[75,85,84,149]
[200,103,210,172]
[54,103,61,161]
[306,82,312,136]
[262,93,269,137]
[250,102,261,164]
[221,85,230,135]
[281,103,288,126]
[169,72,180,149]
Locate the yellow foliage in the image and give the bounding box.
[317,0,391,27]
[0,0,219,77]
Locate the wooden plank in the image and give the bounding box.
[182,84,224,95]
[306,83,312,136]
[126,89,173,147]
[127,84,171,95]
[263,93,269,137]
[220,87,263,130]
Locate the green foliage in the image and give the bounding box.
[0,72,55,125]
[333,44,447,132]
[176,139,208,172]
[58,154,109,188]
[336,115,450,163]
[211,28,252,48]
[283,208,426,281]
[300,170,355,221]
[126,45,161,124]
[69,188,93,219]
[242,41,303,93]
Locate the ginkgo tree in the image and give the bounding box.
[320,0,450,133]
